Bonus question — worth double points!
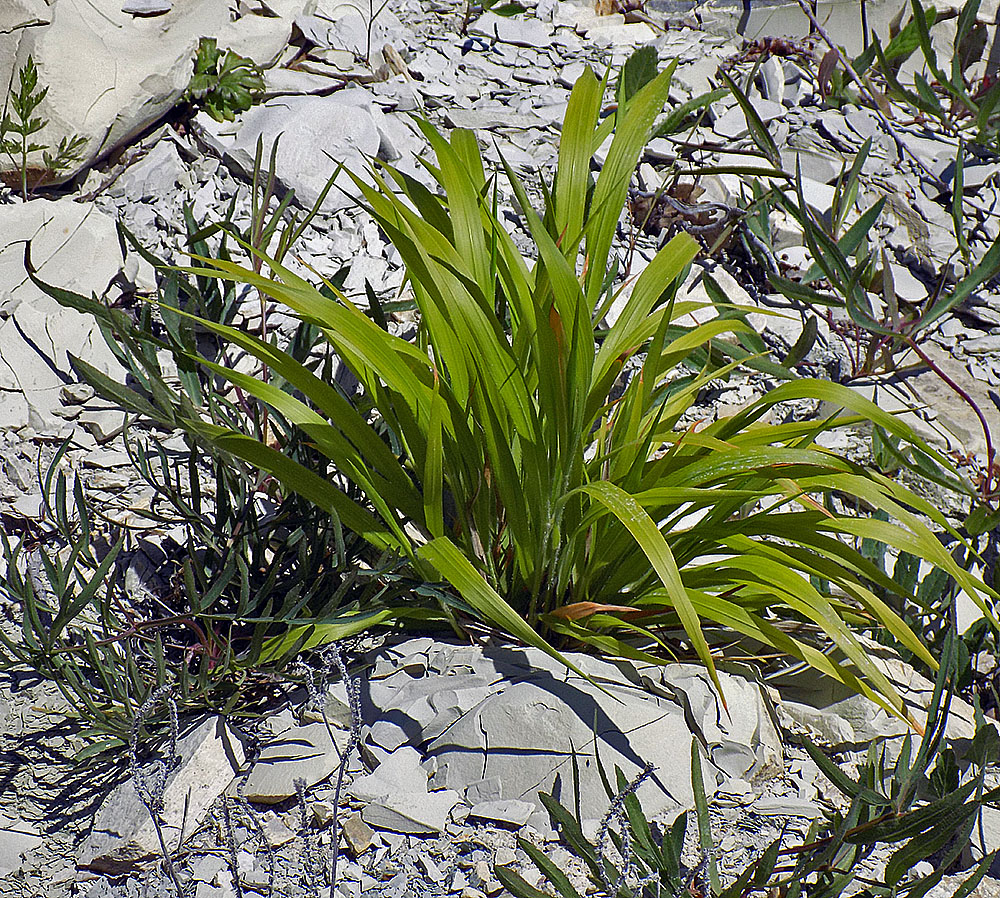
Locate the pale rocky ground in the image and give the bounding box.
[1,0,1000,896]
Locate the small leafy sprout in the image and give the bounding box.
[0,55,86,199]
[184,37,264,122]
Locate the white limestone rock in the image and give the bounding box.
[309,0,405,56]
[240,721,351,804]
[468,799,535,827]
[774,639,985,749]
[360,789,461,835]
[225,92,393,213]
[121,0,172,15]
[0,200,153,430]
[0,0,316,182]
[470,11,554,48]
[363,640,781,823]
[347,747,429,802]
[77,717,245,874]
[118,140,186,202]
[0,819,42,876]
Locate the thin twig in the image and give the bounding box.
[903,335,996,501]
[299,645,363,898]
[792,0,950,193]
[793,0,1000,222]
[130,686,186,898]
[295,776,321,894]
[595,762,659,897]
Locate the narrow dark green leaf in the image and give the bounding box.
[494,865,556,898]
[782,315,817,368]
[617,45,659,108]
[519,842,583,898]
[717,69,781,167]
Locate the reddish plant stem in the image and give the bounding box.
[903,335,997,502]
[50,612,214,656]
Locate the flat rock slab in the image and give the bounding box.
[444,108,546,131]
[78,716,245,874]
[468,799,535,827]
[305,0,405,56]
[119,139,185,201]
[361,789,461,835]
[0,0,315,180]
[773,636,984,750]
[361,640,782,824]
[226,91,404,213]
[0,199,154,430]
[346,744,462,834]
[712,99,783,140]
[470,11,554,48]
[0,821,42,875]
[121,0,172,14]
[241,721,351,804]
[347,746,429,801]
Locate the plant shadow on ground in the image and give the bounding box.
[0,673,120,841]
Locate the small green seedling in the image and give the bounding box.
[184,37,264,122]
[1,56,87,199]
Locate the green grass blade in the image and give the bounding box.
[555,65,602,258]
[418,537,600,685]
[577,481,723,704]
[586,63,676,306]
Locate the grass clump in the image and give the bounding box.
[141,54,996,720]
[0,166,388,747]
[3,50,996,748]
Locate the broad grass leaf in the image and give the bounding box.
[548,601,642,620]
[577,481,723,703]
[417,537,600,685]
[494,865,564,898]
[586,62,677,306]
[555,66,602,256]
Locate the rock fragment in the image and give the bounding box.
[226,92,392,213]
[342,812,376,855]
[0,200,153,430]
[77,716,245,874]
[361,789,461,834]
[121,0,172,15]
[0,819,42,876]
[241,721,350,804]
[468,799,535,827]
